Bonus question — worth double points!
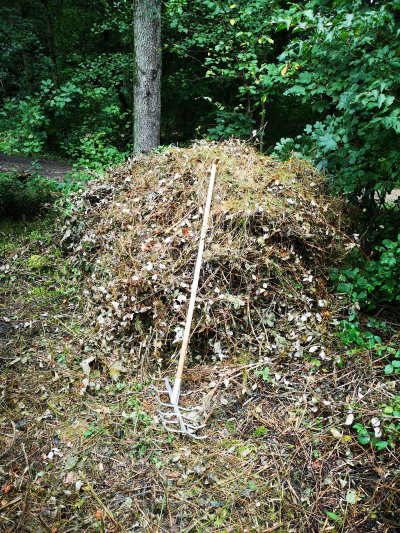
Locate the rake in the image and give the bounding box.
[152,158,219,439]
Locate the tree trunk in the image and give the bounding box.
[15,0,35,93]
[43,4,59,89]
[133,0,161,155]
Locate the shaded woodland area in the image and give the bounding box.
[1,0,319,165]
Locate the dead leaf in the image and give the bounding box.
[109,361,127,381]
[80,355,95,376]
[64,473,75,485]
[95,509,102,520]
[3,485,12,493]
[330,427,342,439]
[95,406,111,415]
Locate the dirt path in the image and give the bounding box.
[0,152,74,183]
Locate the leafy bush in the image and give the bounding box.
[0,172,62,219]
[61,131,131,171]
[337,315,382,349]
[207,109,252,141]
[353,395,400,450]
[273,0,400,208]
[333,235,400,309]
[0,96,50,155]
[0,54,132,168]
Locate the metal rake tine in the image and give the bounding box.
[151,387,171,394]
[154,396,199,412]
[157,408,208,439]
[158,416,180,426]
[150,383,193,398]
[151,387,193,398]
[152,387,196,402]
[156,408,179,421]
[156,408,203,424]
[185,423,207,431]
[159,421,208,440]
[159,422,185,434]
[150,376,193,392]
[184,430,209,440]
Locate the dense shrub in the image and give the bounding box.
[0,172,62,219]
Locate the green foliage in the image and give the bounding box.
[256,366,270,381]
[332,234,400,309]
[353,396,400,450]
[164,0,284,143]
[273,0,400,208]
[337,315,382,349]
[207,109,251,141]
[253,426,268,437]
[0,0,132,168]
[383,350,400,375]
[1,58,132,167]
[335,313,400,451]
[0,97,50,154]
[0,172,62,219]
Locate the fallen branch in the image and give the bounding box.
[0,421,16,459]
[79,470,128,533]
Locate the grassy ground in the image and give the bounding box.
[1,213,400,532]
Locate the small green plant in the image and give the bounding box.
[332,235,400,310]
[253,426,268,437]
[384,351,400,375]
[256,366,270,381]
[337,315,382,349]
[352,397,400,450]
[353,423,389,450]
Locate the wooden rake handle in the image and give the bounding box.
[175,158,219,381]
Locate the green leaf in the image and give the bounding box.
[357,435,370,445]
[326,511,341,521]
[248,481,258,491]
[385,364,394,375]
[377,94,386,108]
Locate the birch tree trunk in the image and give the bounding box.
[133,0,161,155]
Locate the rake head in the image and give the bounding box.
[151,377,207,439]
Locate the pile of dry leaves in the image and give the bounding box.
[57,140,353,375]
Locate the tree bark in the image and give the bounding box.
[133,0,161,155]
[15,0,35,93]
[43,3,59,89]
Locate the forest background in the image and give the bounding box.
[1,0,400,308]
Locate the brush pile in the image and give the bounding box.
[58,140,352,371]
